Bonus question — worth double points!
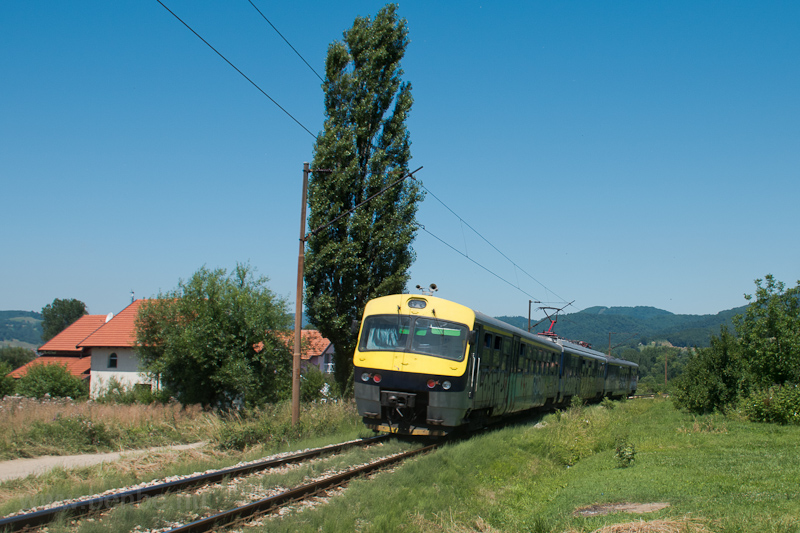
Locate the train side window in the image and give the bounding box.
[484,333,492,349]
[494,336,502,351]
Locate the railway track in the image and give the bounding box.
[164,443,439,533]
[0,434,390,532]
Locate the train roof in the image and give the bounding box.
[474,310,638,368]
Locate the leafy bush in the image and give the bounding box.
[740,384,800,425]
[214,400,359,450]
[673,326,742,413]
[300,366,339,402]
[94,377,171,405]
[614,435,636,467]
[27,414,116,450]
[0,362,15,397]
[15,363,88,399]
[0,346,36,369]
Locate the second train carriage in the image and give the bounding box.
[353,294,638,436]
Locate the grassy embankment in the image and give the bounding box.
[272,398,799,533]
[2,397,799,532]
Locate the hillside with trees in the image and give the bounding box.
[496,304,747,351]
[0,311,43,348]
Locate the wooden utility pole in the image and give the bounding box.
[292,163,310,426]
[291,164,422,426]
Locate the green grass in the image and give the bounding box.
[268,398,800,532]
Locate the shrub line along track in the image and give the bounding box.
[164,443,440,533]
[0,435,390,532]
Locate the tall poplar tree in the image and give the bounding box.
[305,4,422,392]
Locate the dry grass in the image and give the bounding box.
[565,518,711,533]
[0,396,220,459]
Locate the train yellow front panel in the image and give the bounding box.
[354,294,475,377]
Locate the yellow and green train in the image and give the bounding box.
[353,294,638,436]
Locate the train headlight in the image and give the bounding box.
[373,374,382,383]
[442,381,452,390]
[426,379,437,389]
[361,372,371,382]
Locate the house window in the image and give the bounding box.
[108,353,118,369]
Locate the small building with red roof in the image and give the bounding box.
[274,330,335,374]
[77,299,157,398]
[7,314,108,382]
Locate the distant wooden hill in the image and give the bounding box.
[0,311,43,348]
[496,305,748,350]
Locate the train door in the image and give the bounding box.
[506,335,521,413]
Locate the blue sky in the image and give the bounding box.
[2,1,798,321]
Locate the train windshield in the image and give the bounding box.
[359,315,469,361]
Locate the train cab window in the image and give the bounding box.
[484,333,492,349]
[359,315,411,351]
[410,318,469,361]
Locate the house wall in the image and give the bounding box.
[89,347,158,399]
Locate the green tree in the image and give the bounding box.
[305,4,422,392]
[15,362,89,399]
[135,264,292,407]
[0,346,36,369]
[672,326,743,413]
[734,275,800,387]
[41,298,87,342]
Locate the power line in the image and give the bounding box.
[157,2,571,311]
[419,225,543,302]
[418,182,571,307]
[246,0,325,83]
[155,0,318,139]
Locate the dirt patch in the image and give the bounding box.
[574,502,671,517]
[569,518,711,533]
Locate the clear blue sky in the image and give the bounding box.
[2,1,798,320]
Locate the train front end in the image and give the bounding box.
[353,294,475,436]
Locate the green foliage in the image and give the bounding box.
[15,362,89,399]
[135,263,292,408]
[94,377,171,405]
[213,400,360,450]
[0,362,15,396]
[734,275,800,387]
[740,384,800,425]
[673,326,742,413]
[0,346,36,369]
[27,414,115,450]
[614,435,636,467]
[41,298,87,342]
[301,365,337,402]
[674,276,800,421]
[305,4,422,393]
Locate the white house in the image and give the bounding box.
[78,299,158,398]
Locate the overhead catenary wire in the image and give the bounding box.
[418,182,572,308]
[246,0,325,83]
[157,1,574,314]
[155,0,318,140]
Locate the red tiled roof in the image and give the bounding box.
[276,330,333,360]
[78,299,148,348]
[8,356,91,379]
[38,314,107,353]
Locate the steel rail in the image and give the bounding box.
[164,443,439,533]
[0,435,389,532]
